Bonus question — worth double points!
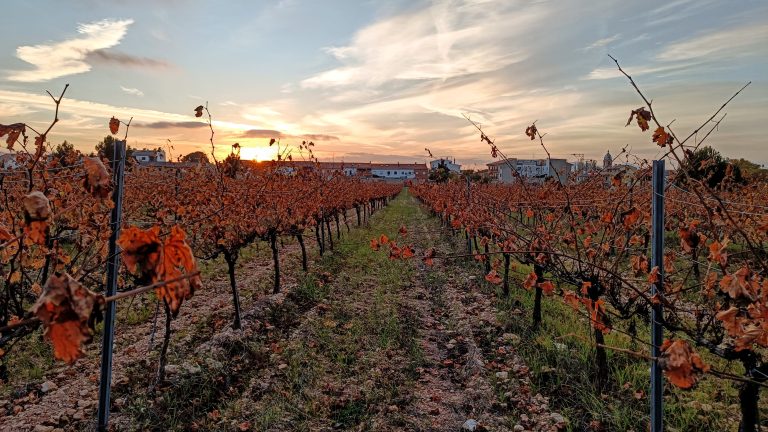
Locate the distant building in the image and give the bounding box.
[486,160,506,181]
[603,150,613,169]
[0,153,23,170]
[601,163,639,186]
[134,149,166,164]
[249,160,428,181]
[571,159,598,183]
[487,158,571,184]
[430,158,461,173]
[371,163,428,180]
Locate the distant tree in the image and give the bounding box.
[95,135,135,162]
[51,140,79,164]
[181,151,210,164]
[429,161,452,183]
[683,146,743,188]
[730,158,768,183]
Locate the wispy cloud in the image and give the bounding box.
[241,129,283,138]
[87,50,171,69]
[7,19,134,82]
[140,121,207,129]
[583,34,621,51]
[301,0,547,89]
[585,62,697,80]
[656,23,768,62]
[586,22,768,80]
[120,85,144,97]
[240,129,339,141]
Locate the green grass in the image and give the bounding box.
[486,265,748,431]
[241,191,424,430]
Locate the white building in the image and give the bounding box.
[487,158,571,184]
[371,164,417,179]
[134,149,166,164]
[429,158,461,173]
[0,153,23,169]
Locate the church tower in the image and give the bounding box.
[603,150,612,169]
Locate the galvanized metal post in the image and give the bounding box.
[97,139,126,431]
[466,176,472,255]
[650,160,665,432]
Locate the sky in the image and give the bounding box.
[1,0,766,168]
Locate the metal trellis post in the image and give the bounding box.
[466,176,472,255]
[650,159,665,432]
[97,139,126,431]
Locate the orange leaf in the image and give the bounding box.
[631,255,649,275]
[522,272,537,290]
[109,117,120,135]
[652,126,673,148]
[621,207,641,230]
[648,266,660,284]
[31,273,104,363]
[715,307,742,337]
[563,290,581,310]
[388,242,401,260]
[626,107,651,131]
[83,157,112,199]
[525,124,537,140]
[707,239,728,267]
[580,281,592,295]
[0,123,24,150]
[118,225,200,316]
[422,247,436,266]
[538,280,555,295]
[485,270,502,285]
[23,191,51,246]
[658,339,709,389]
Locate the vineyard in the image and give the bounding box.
[0,61,766,432]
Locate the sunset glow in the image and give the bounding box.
[0,1,765,167]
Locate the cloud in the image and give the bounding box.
[583,34,621,51]
[656,23,768,62]
[8,19,134,82]
[87,50,171,69]
[241,129,284,139]
[120,86,144,97]
[585,62,697,80]
[301,134,339,142]
[301,0,547,89]
[240,129,339,141]
[585,22,768,80]
[0,88,259,132]
[140,121,208,129]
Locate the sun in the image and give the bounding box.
[239,146,277,161]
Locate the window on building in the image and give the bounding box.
[387,171,391,175]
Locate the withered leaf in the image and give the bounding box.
[23,191,51,245]
[652,126,673,148]
[658,339,709,389]
[626,108,652,131]
[83,157,112,199]
[31,273,105,363]
[109,117,120,135]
